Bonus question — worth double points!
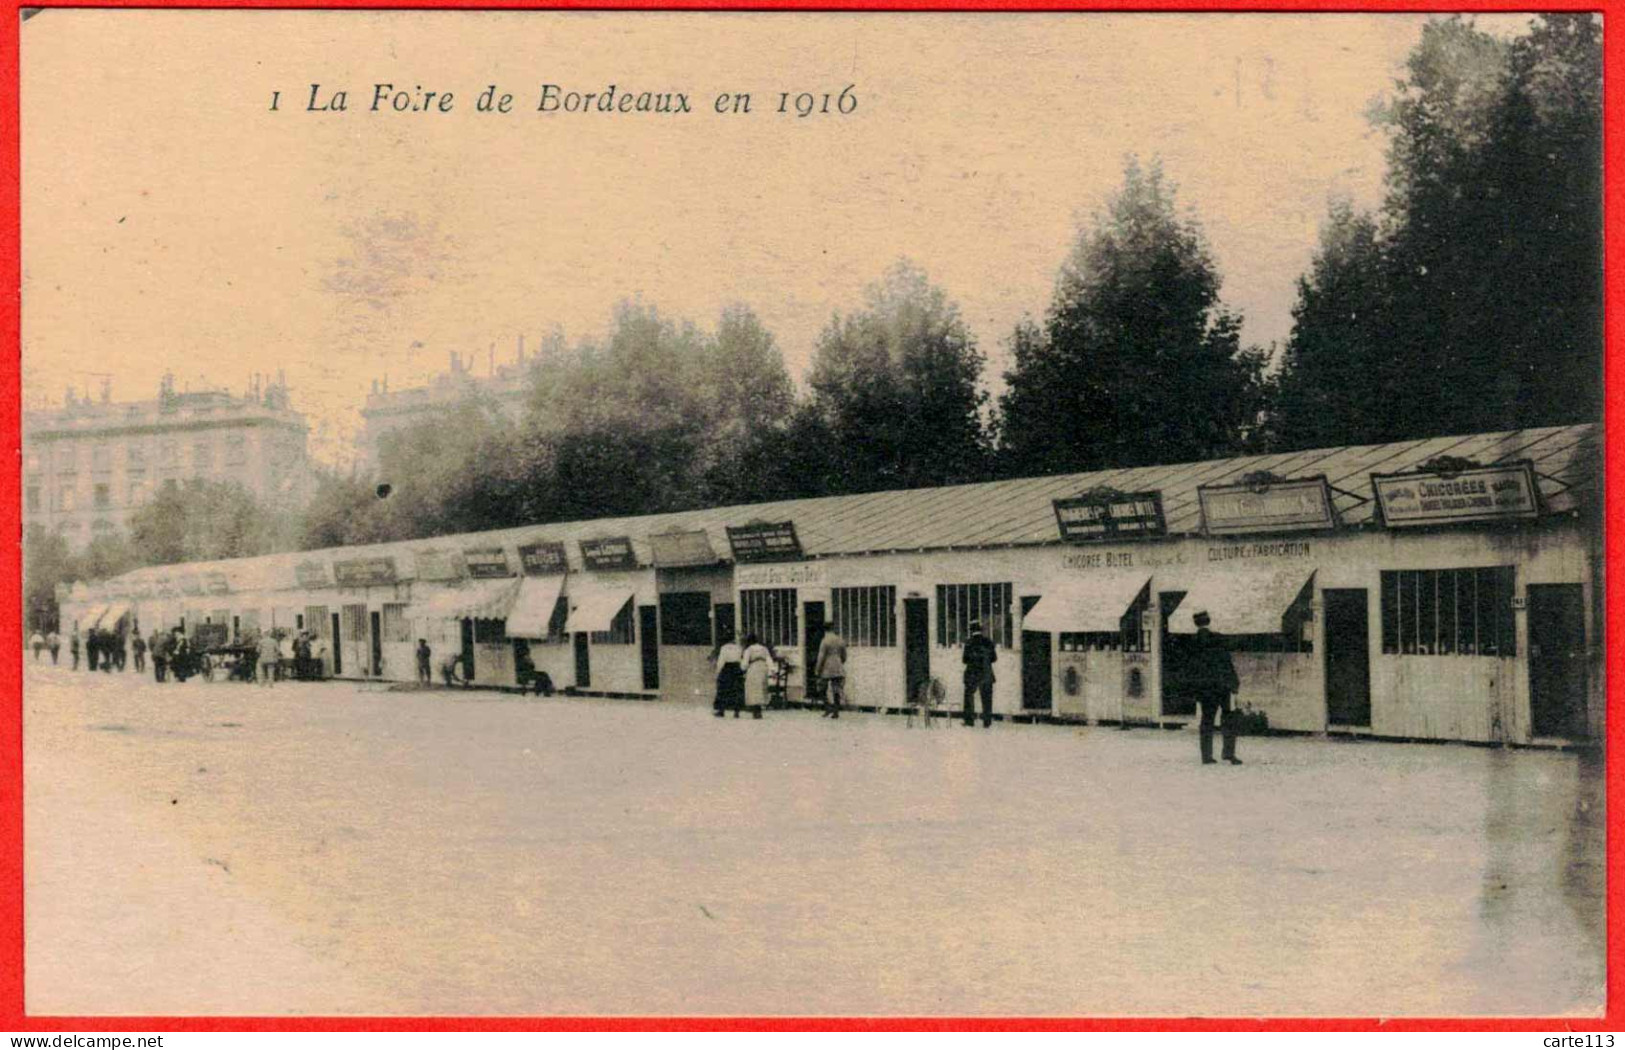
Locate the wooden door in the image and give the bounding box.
[1528,584,1587,739]
[1020,595,1052,710]
[639,604,660,690]
[903,598,930,703]
[1324,588,1372,727]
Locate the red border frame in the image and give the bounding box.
[0,0,1618,1032]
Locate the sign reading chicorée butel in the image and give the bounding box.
[1373,461,1540,527]
[1053,490,1167,542]
[518,540,569,575]
[580,536,638,571]
[1198,475,1336,535]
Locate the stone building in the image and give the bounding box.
[22,373,310,549]
[358,339,537,469]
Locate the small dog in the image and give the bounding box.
[906,677,944,729]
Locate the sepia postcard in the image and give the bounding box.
[17,8,1607,1021]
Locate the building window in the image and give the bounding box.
[590,602,635,646]
[740,588,798,649]
[472,617,507,645]
[1381,567,1516,657]
[26,486,39,513]
[658,592,713,647]
[127,445,145,469]
[94,483,110,509]
[56,487,76,512]
[1056,594,1153,654]
[831,585,897,647]
[381,603,412,643]
[91,445,111,472]
[225,434,247,465]
[936,582,1013,648]
[54,445,75,469]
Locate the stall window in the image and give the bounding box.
[831,586,897,647]
[936,582,1012,648]
[1380,567,1516,657]
[473,617,507,644]
[305,606,330,638]
[740,588,798,649]
[658,592,713,647]
[590,603,634,646]
[381,603,411,643]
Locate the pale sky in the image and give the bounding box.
[21,10,1541,465]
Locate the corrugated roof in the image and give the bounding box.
[98,424,1600,592]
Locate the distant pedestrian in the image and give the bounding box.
[740,633,771,720]
[416,639,432,686]
[439,651,466,688]
[1188,611,1242,766]
[69,630,81,670]
[132,632,147,673]
[30,631,44,662]
[713,636,744,717]
[961,620,997,728]
[257,630,281,688]
[46,630,60,664]
[151,630,167,682]
[814,626,848,719]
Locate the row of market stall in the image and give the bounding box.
[59,424,1602,745]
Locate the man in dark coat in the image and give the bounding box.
[151,629,168,682]
[1189,611,1242,765]
[961,620,998,728]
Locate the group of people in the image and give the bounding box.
[28,630,61,665]
[711,632,780,719]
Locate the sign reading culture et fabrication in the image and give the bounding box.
[464,546,514,579]
[1053,491,1167,542]
[333,556,399,587]
[1373,461,1541,527]
[727,521,804,563]
[518,541,569,575]
[580,536,638,571]
[1199,476,1336,535]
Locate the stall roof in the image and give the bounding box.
[85,424,1598,593]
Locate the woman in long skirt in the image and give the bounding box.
[714,636,745,717]
[741,633,772,720]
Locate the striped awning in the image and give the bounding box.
[413,577,522,620]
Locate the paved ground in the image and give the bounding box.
[22,661,1605,1017]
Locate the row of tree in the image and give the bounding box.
[25,14,1600,630]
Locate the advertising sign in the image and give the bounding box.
[294,560,331,589]
[726,521,803,563]
[1372,461,1541,527]
[1198,475,1335,535]
[580,536,638,571]
[177,574,205,596]
[413,548,465,582]
[333,556,399,588]
[648,529,719,568]
[518,541,569,576]
[1053,491,1166,542]
[204,571,231,596]
[463,546,514,579]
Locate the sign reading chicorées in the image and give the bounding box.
[1373,462,1540,527]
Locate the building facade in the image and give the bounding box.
[23,374,310,549]
[358,342,536,469]
[65,424,1602,746]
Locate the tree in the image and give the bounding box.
[693,303,797,507]
[806,260,990,493]
[23,525,75,633]
[999,158,1267,474]
[1272,15,1602,446]
[126,480,293,565]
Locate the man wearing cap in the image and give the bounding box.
[961,620,998,728]
[1190,610,1242,765]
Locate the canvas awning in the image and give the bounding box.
[1022,576,1150,634]
[79,604,107,628]
[505,574,568,639]
[413,577,521,620]
[100,602,131,627]
[1165,571,1314,634]
[565,584,634,635]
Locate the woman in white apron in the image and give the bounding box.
[741,633,772,720]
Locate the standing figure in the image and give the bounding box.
[416,639,433,686]
[1188,611,1242,765]
[713,636,744,717]
[29,631,44,662]
[961,620,998,728]
[151,629,168,682]
[46,630,61,665]
[69,629,81,671]
[814,626,848,719]
[257,629,281,688]
[740,632,771,720]
[132,631,147,673]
